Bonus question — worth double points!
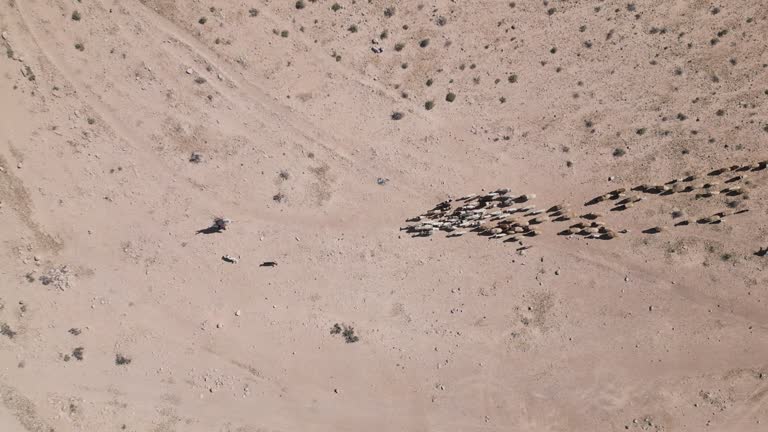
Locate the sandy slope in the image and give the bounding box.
[1,1,767,431]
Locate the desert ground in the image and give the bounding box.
[1,0,768,431]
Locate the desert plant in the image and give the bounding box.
[424,100,434,110]
[419,38,430,48]
[446,92,456,102]
[115,353,131,365]
[391,111,404,120]
[72,347,84,361]
[281,30,289,37]
[198,17,207,24]
[71,11,81,21]
[249,8,259,17]
[394,42,405,51]
[613,148,626,157]
[331,3,341,12]
[348,24,358,33]
[426,78,433,86]
[342,326,359,343]
[74,43,85,51]
[384,7,395,17]
[295,0,305,9]
[508,74,518,83]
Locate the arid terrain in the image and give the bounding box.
[1,1,768,431]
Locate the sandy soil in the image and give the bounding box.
[1,1,768,431]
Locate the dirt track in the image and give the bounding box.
[1,1,768,431]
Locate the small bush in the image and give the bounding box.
[198,17,207,25]
[384,7,395,17]
[342,326,359,343]
[281,30,289,37]
[115,353,131,365]
[348,24,358,33]
[636,128,646,135]
[194,77,207,84]
[331,3,341,12]
[394,42,405,51]
[424,100,434,110]
[1,323,16,339]
[613,148,626,157]
[295,0,305,9]
[508,74,518,83]
[74,43,85,51]
[426,78,433,87]
[391,111,404,120]
[71,11,81,21]
[446,92,456,102]
[419,38,430,48]
[72,347,85,361]
[249,8,259,17]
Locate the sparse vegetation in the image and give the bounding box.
[279,170,290,180]
[424,100,434,110]
[342,326,359,343]
[348,24,358,33]
[391,111,404,120]
[273,192,285,202]
[384,6,395,18]
[613,148,626,157]
[71,11,81,21]
[249,8,259,17]
[72,347,84,361]
[281,30,289,38]
[1,323,16,339]
[330,323,359,343]
[419,38,430,48]
[74,43,85,51]
[198,17,207,25]
[194,77,207,84]
[394,42,405,51]
[331,3,341,12]
[295,0,305,9]
[508,74,518,83]
[636,128,646,135]
[426,78,433,87]
[115,353,131,365]
[446,92,456,102]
